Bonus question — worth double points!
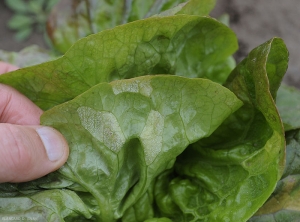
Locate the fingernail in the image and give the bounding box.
[36,127,65,162]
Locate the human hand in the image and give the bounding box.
[0,61,69,183]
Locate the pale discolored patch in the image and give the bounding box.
[140,110,164,165]
[77,106,125,153]
[112,78,153,97]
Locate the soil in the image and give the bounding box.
[211,0,300,88]
[1,0,300,88]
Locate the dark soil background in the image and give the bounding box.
[1,0,300,88]
[0,1,48,51]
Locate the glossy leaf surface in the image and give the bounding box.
[151,38,288,221]
[0,1,291,221]
[0,75,242,221]
[46,0,216,53]
[249,130,300,222]
[0,15,237,110]
[0,189,92,221]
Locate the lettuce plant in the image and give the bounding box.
[0,0,296,221]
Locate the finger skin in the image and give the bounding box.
[0,62,18,74]
[0,83,43,124]
[0,124,69,183]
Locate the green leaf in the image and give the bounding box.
[0,15,237,110]
[276,84,300,131]
[175,0,216,15]
[39,75,242,221]
[5,0,29,13]
[7,14,34,30]
[0,75,241,221]
[144,218,173,222]
[45,0,60,12]
[122,184,155,221]
[249,130,300,222]
[152,0,216,17]
[152,38,288,221]
[217,14,230,26]
[0,189,93,221]
[46,0,215,53]
[152,0,234,84]
[14,27,33,41]
[27,0,44,14]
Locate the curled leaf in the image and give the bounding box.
[152,38,288,221]
[249,130,300,222]
[276,84,300,131]
[37,75,242,221]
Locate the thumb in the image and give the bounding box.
[0,124,69,183]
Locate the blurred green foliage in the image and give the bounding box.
[5,0,59,41]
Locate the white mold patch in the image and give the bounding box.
[112,78,152,97]
[77,106,125,153]
[140,110,164,165]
